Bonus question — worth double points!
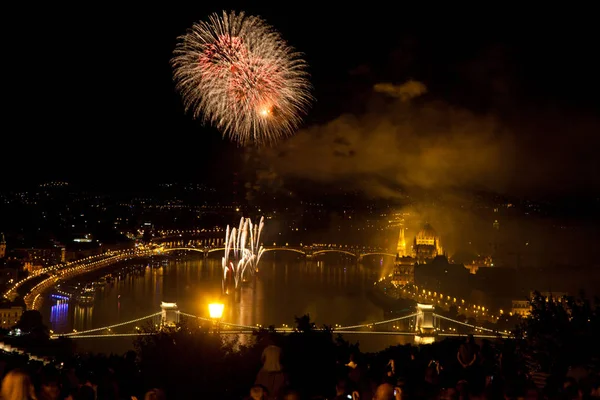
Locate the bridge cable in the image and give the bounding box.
[177,311,259,330]
[433,313,508,336]
[336,313,418,330]
[60,333,158,339]
[56,312,162,337]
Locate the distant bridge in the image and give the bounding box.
[158,245,396,261]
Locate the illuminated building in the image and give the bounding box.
[464,255,494,274]
[413,224,443,263]
[73,234,93,243]
[0,233,6,258]
[15,247,64,268]
[396,225,407,257]
[392,255,415,286]
[0,306,23,329]
[511,291,568,317]
[23,261,43,273]
[511,300,530,316]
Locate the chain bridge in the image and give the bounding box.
[51,302,511,341]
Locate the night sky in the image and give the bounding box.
[4,5,599,198]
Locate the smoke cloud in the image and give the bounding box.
[373,80,427,101]
[244,81,599,264]
[255,81,515,198]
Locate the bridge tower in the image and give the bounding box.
[160,302,179,327]
[305,250,314,260]
[415,303,436,344]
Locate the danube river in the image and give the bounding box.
[40,253,412,353]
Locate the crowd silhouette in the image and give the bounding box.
[0,292,598,399]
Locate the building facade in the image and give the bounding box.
[511,299,530,316]
[511,291,568,317]
[14,247,65,268]
[413,224,443,263]
[392,255,416,286]
[397,225,407,257]
[0,306,23,329]
[0,233,6,259]
[464,255,494,274]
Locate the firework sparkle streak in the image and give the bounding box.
[171,11,312,145]
[222,217,265,293]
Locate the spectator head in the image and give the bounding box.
[590,377,600,397]
[144,388,166,400]
[261,345,283,372]
[250,384,266,400]
[1,369,36,400]
[410,350,417,361]
[336,379,348,395]
[456,380,469,399]
[374,383,395,400]
[283,389,301,400]
[562,378,579,400]
[442,388,457,400]
[77,385,95,400]
[40,369,61,400]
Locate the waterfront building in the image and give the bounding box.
[0,306,23,329]
[413,224,443,263]
[392,255,416,286]
[511,291,568,317]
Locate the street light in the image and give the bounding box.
[208,303,224,319]
[208,302,224,333]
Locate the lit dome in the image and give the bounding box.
[413,223,443,261]
[416,223,438,244]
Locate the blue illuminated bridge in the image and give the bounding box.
[51,302,512,341]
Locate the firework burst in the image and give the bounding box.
[172,11,312,145]
[222,217,265,293]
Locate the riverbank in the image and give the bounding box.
[367,286,415,314]
[22,249,157,310]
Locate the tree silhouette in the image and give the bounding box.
[294,314,315,333]
[516,291,600,371]
[448,305,459,318]
[14,310,49,339]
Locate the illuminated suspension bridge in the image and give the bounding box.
[50,302,511,340]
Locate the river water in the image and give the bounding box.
[40,253,413,353]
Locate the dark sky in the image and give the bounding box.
[3,4,599,197]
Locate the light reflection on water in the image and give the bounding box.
[49,301,69,333]
[41,256,411,353]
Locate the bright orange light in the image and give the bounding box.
[208,303,224,319]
